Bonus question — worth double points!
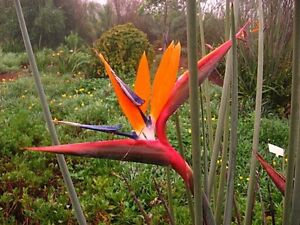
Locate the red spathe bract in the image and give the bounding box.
[256,153,286,195]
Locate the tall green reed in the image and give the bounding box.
[198,0,214,195]
[14,0,87,224]
[223,5,239,225]
[244,0,264,224]
[284,1,300,224]
[207,0,235,200]
[187,0,202,223]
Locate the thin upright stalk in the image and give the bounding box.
[174,113,185,156]
[198,1,214,150]
[14,1,86,224]
[225,0,230,40]
[223,5,238,225]
[187,0,202,224]
[287,1,300,224]
[257,179,267,225]
[199,88,208,194]
[207,13,233,200]
[174,113,195,225]
[214,106,229,224]
[214,4,231,221]
[198,0,212,195]
[244,0,264,224]
[166,167,175,224]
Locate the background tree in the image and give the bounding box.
[33,0,65,48]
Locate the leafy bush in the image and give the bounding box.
[238,38,293,114]
[64,32,85,50]
[0,49,28,73]
[93,23,154,78]
[35,48,55,72]
[47,46,94,77]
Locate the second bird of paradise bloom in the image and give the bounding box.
[25,22,249,193]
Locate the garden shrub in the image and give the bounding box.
[93,23,154,79]
[238,41,293,115]
[64,32,85,50]
[0,49,28,73]
[49,46,94,77]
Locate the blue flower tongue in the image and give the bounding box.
[55,121,138,139]
[110,69,145,106]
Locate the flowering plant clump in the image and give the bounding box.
[26,23,249,194]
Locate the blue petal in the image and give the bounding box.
[111,69,145,106]
[79,124,122,132]
[55,121,138,139]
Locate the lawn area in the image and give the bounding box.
[0,72,289,224]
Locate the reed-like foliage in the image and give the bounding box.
[208,0,234,200]
[13,0,87,224]
[198,1,214,196]
[286,1,300,224]
[244,0,264,224]
[214,107,230,224]
[174,112,195,225]
[187,0,202,223]
[223,5,238,225]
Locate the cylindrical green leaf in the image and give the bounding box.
[187,0,202,224]
[286,1,300,224]
[223,4,239,225]
[244,0,264,224]
[14,1,87,224]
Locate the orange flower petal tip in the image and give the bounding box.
[134,52,151,113]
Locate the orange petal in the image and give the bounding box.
[96,52,145,132]
[134,52,151,113]
[150,42,181,120]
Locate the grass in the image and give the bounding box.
[0,72,289,224]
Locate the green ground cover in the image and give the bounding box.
[0,72,289,224]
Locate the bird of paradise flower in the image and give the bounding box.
[26,22,249,194]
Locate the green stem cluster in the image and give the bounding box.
[284,1,300,224]
[14,1,86,224]
[244,0,264,223]
[187,0,202,224]
[223,5,238,225]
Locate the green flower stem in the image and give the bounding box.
[225,0,231,40]
[215,105,229,224]
[174,113,185,156]
[223,5,238,225]
[166,167,175,224]
[207,25,233,200]
[198,2,212,146]
[214,3,231,222]
[174,113,195,225]
[198,1,212,196]
[244,0,264,224]
[185,183,195,225]
[14,1,86,224]
[199,88,208,194]
[287,1,300,224]
[187,0,202,224]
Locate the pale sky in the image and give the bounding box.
[90,0,107,5]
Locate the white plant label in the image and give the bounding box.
[268,143,284,157]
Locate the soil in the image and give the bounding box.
[0,71,25,82]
